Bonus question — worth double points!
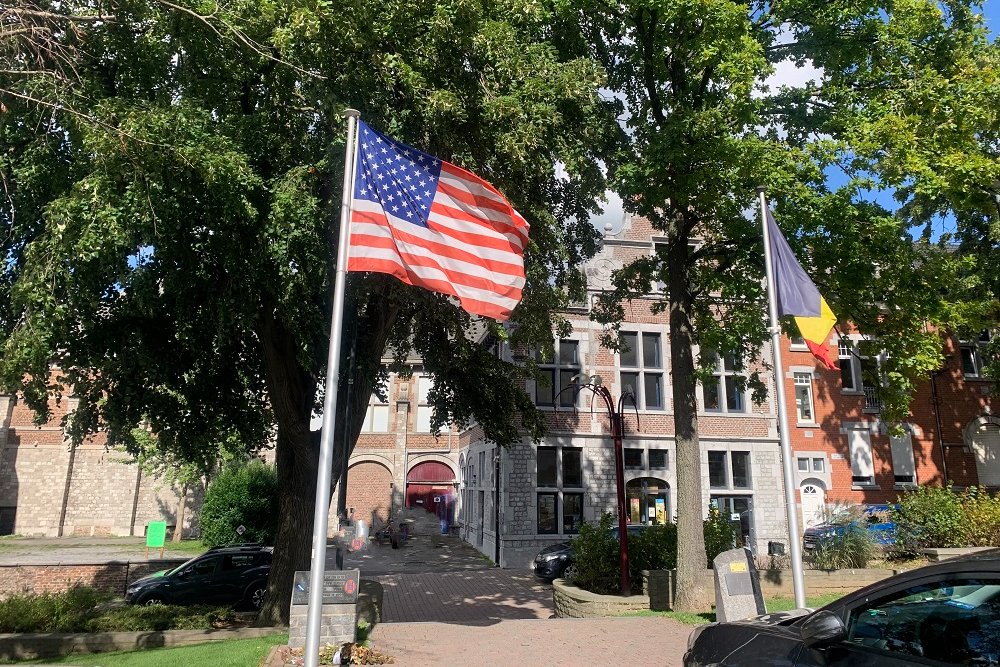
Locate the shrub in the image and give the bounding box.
[703,507,738,566]
[892,484,984,553]
[961,487,1000,547]
[84,605,241,632]
[0,586,111,633]
[810,525,877,570]
[569,514,620,594]
[570,509,739,595]
[200,460,279,547]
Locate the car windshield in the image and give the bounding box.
[165,554,203,576]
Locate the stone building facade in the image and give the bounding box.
[457,215,790,568]
[0,390,195,538]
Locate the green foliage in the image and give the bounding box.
[810,526,878,571]
[35,634,288,666]
[570,512,739,594]
[0,586,110,633]
[703,507,738,567]
[199,460,279,547]
[568,514,620,595]
[893,484,969,551]
[893,485,1000,551]
[629,523,678,573]
[0,585,249,633]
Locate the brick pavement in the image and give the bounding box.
[368,617,692,666]
[375,570,554,623]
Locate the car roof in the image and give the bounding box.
[205,543,272,554]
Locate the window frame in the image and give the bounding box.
[535,446,584,535]
[361,375,391,433]
[533,339,581,408]
[702,351,746,413]
[415,373,434,432]
[793,372,816,424]
[618,330,667,411]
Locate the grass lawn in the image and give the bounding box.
[625,593,844,625]
[23,633,288,666]
[161,539,207,556]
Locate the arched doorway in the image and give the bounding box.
[406,461,457,527]
[347,461,393,527]
[969,420,1000,488]
[625,477,670,525]
[800,480,826,529]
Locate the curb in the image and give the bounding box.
[0,626,288,661]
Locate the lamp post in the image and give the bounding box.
[562,374,636,597]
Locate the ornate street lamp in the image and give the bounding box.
[558,374,638,596]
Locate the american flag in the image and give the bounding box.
[347,121,529,321]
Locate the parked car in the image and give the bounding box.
[532,524,650,582]
[684,548,1000,666]
[125,544,272,609]
[802,504,896,551]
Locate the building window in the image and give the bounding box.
[812,457,825,473]
[415,374,434,432]
[619,331,666,410]
[708,451,728,488]
[838,340,857,391]
[624,448,644,469]
[731,452,751,489]
[535,339,580,407]
[797,457,809,472]
[890,430,916,485]
[362,376,390,432]
[703,352,745,413]
[536,446,583,534]
[960,331,991,377]
[789,336,807,350]
[793,373,815,423]
[847,427,875,486]
[649,450,668,469]
[709,451,751,489]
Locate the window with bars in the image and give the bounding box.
[624,448,643,469]
[618,331,666,411]
[534,339,581,407]
[703,352,745,413]
[536,447,584,534]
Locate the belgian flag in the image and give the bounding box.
[766,208,838,370]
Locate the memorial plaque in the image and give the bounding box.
[291,569,361,605]
[713,547,765,623]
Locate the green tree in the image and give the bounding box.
[0,0,619,623]
[199,460,279,548]
[576,0,998,610]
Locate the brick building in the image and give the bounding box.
[781,329,997,530]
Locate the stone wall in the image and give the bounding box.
[552,579,650,618]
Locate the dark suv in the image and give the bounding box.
[125,544,272,609]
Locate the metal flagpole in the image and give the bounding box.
[305,108,361,667]
[757,186,808,609]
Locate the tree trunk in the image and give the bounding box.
[173,484,187,543]
[256,428,319,626]
[668,231,709,612]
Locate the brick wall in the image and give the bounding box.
[0,560,187,600]
[345,461,393,527]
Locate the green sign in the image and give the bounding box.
[146,521,167,548]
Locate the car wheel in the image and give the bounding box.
[562,564,578,582]
[142,595,165,606]
[246,584,267,611]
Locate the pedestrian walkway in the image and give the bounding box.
[368,617,691,666]
[375,570,553,623]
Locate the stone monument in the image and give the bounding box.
[288,568,361,649]
[713,547,765,622]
